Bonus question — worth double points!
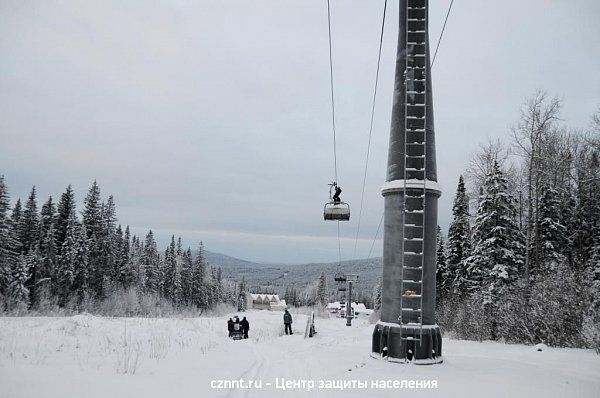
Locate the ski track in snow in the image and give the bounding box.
[0,311,599,398]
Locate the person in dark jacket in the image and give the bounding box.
[240,317,250,339]
[227,318,234,337]
[283,309,293,335]
[332,185,342,204]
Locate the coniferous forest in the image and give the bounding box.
[0,179,238,315]
[435,92,600,350]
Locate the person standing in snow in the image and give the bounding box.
[241,317,250,339]
[227,318,234,337]
[283,309,293,335]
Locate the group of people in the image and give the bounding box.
[227,309,295,340]
[227,316,250,339]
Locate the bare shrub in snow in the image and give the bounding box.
[115,337,143,375]
[147,330,172,360]
[451,293,491,341]
[582,313,600,353]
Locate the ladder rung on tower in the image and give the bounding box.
[399,0,428,354]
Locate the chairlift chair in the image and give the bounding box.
[334,272,347,282]
[324,202,350,221]
[323,182,350,221]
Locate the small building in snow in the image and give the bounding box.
[246,293,287,311]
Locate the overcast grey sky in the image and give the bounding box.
[1,0,599,264]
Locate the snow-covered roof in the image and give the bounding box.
[248,293,282,303]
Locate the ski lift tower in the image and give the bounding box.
[371,0,443,364]
[344,274,359,326]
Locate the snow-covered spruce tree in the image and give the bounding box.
[163,235,177,302]
[19,187,39,255]
[39,197,56,243]
[583,243,600,352]
[447,176,471,298]
[55,220,78,305]
[574,149,600,268]
[206,265,225,309]
[114,224,123,280]
[19,187,39,305]
[69,223,90,303]
[172,260,183,307]
[38,196,57,294]
[123,226,133,282]
[128,230,144,288]
[82,181,102,238]
[216,267,224,304]
[191,241,208,309]
[237,276,247,312]
[99,195,117,295]
[581,147,600,349]
[435,226,450,303]
[223,279,238,307]
[373,278,382,311]
[10,199,23,255]
[534,185,568,277]
[464,161,524,339]
[207,266,218,309]
[173,236,184,306]
[143,230,161,294]
[560,190,578,269]
[171,237,184,307]
[317,271,328,306]
[9,254,32,309]
[0,175,17,299]
[181,247,193,305]
[55,185,76,253]
[82,181,104,296]
[435,226,457,331]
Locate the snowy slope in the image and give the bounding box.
[1,311,598,398]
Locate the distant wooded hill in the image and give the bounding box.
[203,250,382,298]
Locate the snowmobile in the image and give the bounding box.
[231,323,243,340]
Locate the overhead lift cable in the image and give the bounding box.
[327,0,338,184]
[367,212,384,259]
[431,0,454,69]
[352,0,388,258]
[354,0,454,258]
[363,0,455,261]
[326,0,342,266]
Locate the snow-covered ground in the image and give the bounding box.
[1,310,599,398]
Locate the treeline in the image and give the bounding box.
[0,179,237,314]
[435,91,599,350]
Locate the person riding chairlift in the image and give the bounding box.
[332,184,342,204]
